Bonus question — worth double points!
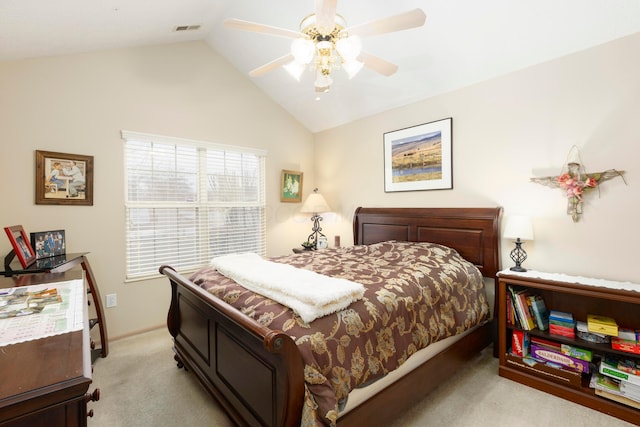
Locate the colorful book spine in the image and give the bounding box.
[508,286,532,330]
[528,294,549,331]
[549,310,575,339]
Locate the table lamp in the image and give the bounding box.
[503,215,534,272]
[300,188,331,249]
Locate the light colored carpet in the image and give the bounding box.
[90,328,635,427]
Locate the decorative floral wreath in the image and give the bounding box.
[531,147,626,222]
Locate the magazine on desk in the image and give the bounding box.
[0,279,84,346]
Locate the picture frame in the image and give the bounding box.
[4,225,36,268]
[384,117,453,192]
[35,150,94,206]
[30,229,66,260]
[280,169,303,203]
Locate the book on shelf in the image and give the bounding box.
[511,330,529,357]
[527,294,549,331]
[507,286,535,330]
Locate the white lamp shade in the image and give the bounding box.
[291,38,314,64]
[503,215,534,241]
[342,59,364,79]
[300,192,331,214]
[336,36,362,62]
[283,60,306,81]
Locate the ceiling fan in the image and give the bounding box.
[224,0,426,92]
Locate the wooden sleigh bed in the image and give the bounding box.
[160,206,502,427]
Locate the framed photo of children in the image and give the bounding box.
[30,230,66,259]
[280,170,303,202]
[35,150,94,205]
[3,225,36,268]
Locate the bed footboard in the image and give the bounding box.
[160,265,305,427]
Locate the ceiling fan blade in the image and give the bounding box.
[314,0,337,36]
[224,18,302,39]
[358,51,398,76]
[341,8,426,38]
[248,53,295,77]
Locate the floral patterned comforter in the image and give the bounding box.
[189,241,490,427]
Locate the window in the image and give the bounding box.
[121,131,266,280]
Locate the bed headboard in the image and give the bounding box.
[353,207,502,278]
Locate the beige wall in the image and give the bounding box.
[315,32,640,284]
[1,33,638,339]
[0,41,315,338]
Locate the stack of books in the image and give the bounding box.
[549,310,575,338]
[593,357,640,409]
[507,286,548,331]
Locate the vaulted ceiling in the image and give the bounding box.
[2,0,639,132]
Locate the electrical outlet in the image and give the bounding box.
[106,293,117,308]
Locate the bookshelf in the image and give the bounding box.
[497,270,640,425]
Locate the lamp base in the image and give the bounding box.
[509,238,528,273]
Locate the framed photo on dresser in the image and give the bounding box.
[3,225,36,268]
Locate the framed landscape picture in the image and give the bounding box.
[35,150,94,206]
[280,170,303,202]
[384,117,453,192]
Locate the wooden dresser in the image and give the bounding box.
[0,271,100,426]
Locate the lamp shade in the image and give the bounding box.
[503,215,534,241]
[300,190,330,214]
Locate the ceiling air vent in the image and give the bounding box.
[174,25,201,32]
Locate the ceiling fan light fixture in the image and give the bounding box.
[335,36,362,62]
[283,60,306,81]
[291,38,315,64]
[314,71,333,91]
[343,59,364,79]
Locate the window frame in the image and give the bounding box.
[121,130,267,281]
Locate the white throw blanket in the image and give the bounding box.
[210,253,365,323]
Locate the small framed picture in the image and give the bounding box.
[35,150,94,206]
[3,225,36,268]
[384,117,453,192]
[30,230,66,259]
[280,169,303,203]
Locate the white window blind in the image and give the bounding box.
[122,131,266,280]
